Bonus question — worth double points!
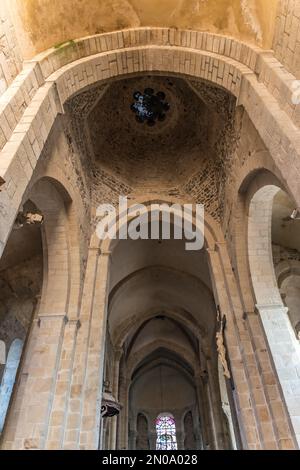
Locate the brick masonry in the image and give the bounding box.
[0,25,300,450]
[273,0,300,78]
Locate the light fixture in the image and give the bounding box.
[101,391,121,418]
[130,88,170,126]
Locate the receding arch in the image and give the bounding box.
[26,177,72,315]
[2,29,300,262]
[1,26,300,451]
[128,349,198,450]
[127,341,197,383]
[97,195,223,255]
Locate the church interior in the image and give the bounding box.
[0,0,300,450]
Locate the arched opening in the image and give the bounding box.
[0,199,44,435]
[128,344,201,450]
[272,190,300,340]
[248,183,300,446]
[0,175,77,444]
[0,19,299,450]
[100,211,239,450]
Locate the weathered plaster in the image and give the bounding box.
[12,0,278,58]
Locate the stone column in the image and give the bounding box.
[59,245,103,449]
[194,371,213,449]
[207,245,258,449]
[215,240,298,449]
[205,356,228,450]
[45,317,81,450]
[1,312,69,450]
[149,431,156,450]
[176,431,184,450]
[78,249,111,450]
[118,376,130,450]
[109,349,122,450]
[129,430,137,450]
[192,410,203,450]
[257,303,300,446]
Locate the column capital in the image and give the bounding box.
[88,246,101,254]
[114,348,123,361]
[36,312,68,322]
[67,318,82,329]
[256,303,288,314]
[215,241,228,248]
[100,249,112,257]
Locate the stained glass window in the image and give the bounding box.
[156,414,178,450]
[130,88,170,126]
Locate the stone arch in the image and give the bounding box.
[108,266,216,345]
[98,200,222,450]
[130,352,196,391]
[24,177,72,315]
[97,194,223,254]
[80,192,274,450]
[0,175,84,451]
[127,340,197,381]
[1,27,300,451]
[129,353,195,450]
[120,309,204,357]
[225,167,300,449]
[245,179,300,446]
[248,184,282,306]
[2,29,300,260]
[233,169,292,312]
[112,306,205,352]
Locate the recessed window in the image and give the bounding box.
[156,414,178,450]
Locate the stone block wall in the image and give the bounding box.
[273,0,300,78]
[0,1,22,97]
[0,26,299,450]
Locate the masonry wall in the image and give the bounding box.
[0,25,299,450]
[273,0,300,78]
[0,1,22,97]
